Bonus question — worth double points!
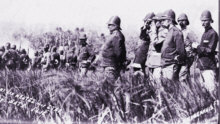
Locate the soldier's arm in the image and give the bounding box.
[112,36,123,59]
[2,51,8,60]
[87,48,96,63]
[197,32,218,56]
[175,32,186,58]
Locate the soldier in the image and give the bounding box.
[101,16,126,83]
[0,46,5,70]
[11,45,16,50]
[31,51,42,70]
[41,44,51,71]
[75,33,95,77]
[66,47,77,70]
[177,13,198,83]
[5,42,11,51]
[132,12,155,76]
[19,49,30,70]
[146,13,168,81]
[160,9,186,81]
[59,50,66,70]
[192,10,219,98]
[2,43,20,70]
[100,16,127,120]
[50,46,60,69]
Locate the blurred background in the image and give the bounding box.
[0,0,218,57]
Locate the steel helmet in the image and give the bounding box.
[143,12,155,22]
[152,13,163,21]
[5,42,11,50]
[21,49,26,54]
[0,46,5,51]
[161,9,177,25]
[107,16,121,30]
[177,13,190,25]
[11,44,16,50]
[200,10,213,23]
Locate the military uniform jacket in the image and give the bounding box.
[146,27,168,68]
[101,30,126,68]
[75,44,94,62]
[2,49,19,66]
[161,25,186,66]
[197,26,219,70]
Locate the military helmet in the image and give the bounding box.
[161,9,177,25]
[177,13,189,25]
[200,10,213,23]
[21,49,26,54]
[143,12,155,22]
[44,43,50,49]
[152,13,163,21]
[107,16,121,30]
[5,42,11,50]
[0,46,5,51]
[11,44,16,50]
[79,33,87,40]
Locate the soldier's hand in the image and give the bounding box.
[192,42,199,49]
[66,63,70,67]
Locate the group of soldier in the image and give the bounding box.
[131,9,218,100]
[0,43,30,71]
[0,9,218,104]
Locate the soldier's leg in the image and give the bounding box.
[201,70,217,99]
[179,65,189,82]
[161,64,175,81]
[152,67,162,83]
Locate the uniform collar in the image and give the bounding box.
[110,29,119,34]
[168,24,175,30]
[205,26,212,32]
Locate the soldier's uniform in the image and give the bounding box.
[31,51,42,70]
[0,46,5,70]
[132,12,155,76]
[19,49,30,70]
[2,47,20,70]
[193,10,219,97]
[101,16,126,86]
[75,33,95,76]
[66,47,77,70]
[177,13,198,82]
[41,44,51,71]
[146,13,168,80]
[50,46,60,69]
[160,9,186,81]
[59,50,66,69]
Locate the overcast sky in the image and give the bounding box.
[0,0,218,54]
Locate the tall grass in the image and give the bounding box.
[0,67,217,124]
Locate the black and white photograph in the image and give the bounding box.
[0,0,219,123]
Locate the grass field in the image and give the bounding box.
[0,26,218,124]
[0,66,218,124]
